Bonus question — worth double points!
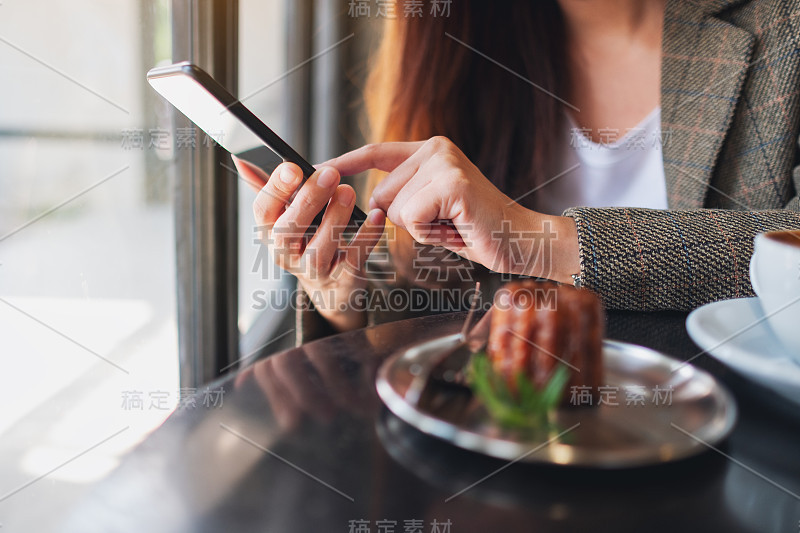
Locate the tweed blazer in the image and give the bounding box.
[564,0,800,311]
[296,0,800,345]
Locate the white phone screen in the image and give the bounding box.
[148,74,264,155]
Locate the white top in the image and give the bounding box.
[534,107,669,216]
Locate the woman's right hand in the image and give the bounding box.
[233,156,386,332]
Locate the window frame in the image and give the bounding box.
[171,0,240,388]
[170,0,371,387]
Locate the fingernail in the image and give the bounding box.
[368,208,385,225]
[317,167,338,188]
[280,164,297,184]
[337,187,354,207]
[368,197,378,210]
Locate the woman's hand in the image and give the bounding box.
[325,137,580,283]
[234,156,386,332]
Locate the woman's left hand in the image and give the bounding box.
[325,136,580,283]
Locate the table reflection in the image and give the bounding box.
[60,311,800,533]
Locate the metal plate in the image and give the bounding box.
[376,334,737,468]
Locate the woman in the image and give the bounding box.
[235,0,800,343]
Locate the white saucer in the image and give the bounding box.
[686,297,800,406]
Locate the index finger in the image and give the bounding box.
[322,141,425,176]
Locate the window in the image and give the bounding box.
[237,0,292,344]
[0,1,177,528]
[0,1,366,528]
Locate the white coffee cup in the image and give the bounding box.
[749,230,800,360]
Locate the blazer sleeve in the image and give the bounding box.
[563,194,800,312]
[295,283,339,346]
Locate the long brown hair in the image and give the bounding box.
[365,1,568,207]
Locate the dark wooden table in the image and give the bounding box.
[61,310,800,533]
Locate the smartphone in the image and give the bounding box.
[146,61,367,229]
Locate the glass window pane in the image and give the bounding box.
[237,0,292,338]
[0,1,177,529]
